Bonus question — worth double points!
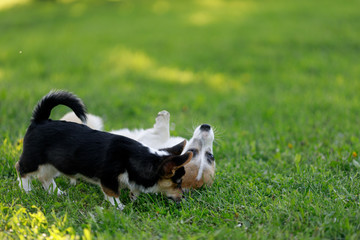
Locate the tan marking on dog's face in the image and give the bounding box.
[202,164,215,186]
[157,178,183,202]
[181,163,203,189]
[101,185,119,198]
[182,162,215,189]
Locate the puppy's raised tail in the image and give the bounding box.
[32,90,87,123]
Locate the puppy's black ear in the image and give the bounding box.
[160,151,193,178]
[160,140,187,155]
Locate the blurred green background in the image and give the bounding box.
[1,0,358,141]
[1,0,360,239]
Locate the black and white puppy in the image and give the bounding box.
[16,91,192,210]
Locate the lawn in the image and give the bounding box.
[1,0,360,239]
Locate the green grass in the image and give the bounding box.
[1,0,360,239]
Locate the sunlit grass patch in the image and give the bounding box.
[0,203,91,240]
[188,0,256,26]
[106,47,244,92]
[0,0,30,11]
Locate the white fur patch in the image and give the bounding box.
[147,146,169,156]
[118,171,160,193]
[61,112,104,130]
[111,110,170,149]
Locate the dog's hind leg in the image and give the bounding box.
[16,162,33,193]
[18,175,33,193]
[37,164,64,196]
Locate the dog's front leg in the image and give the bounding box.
[101,183,124,210]
[104,194,125,210]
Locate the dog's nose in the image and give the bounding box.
[200,124,211,131]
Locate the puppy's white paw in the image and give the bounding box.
[57,189,66,196]
[155,110,170,127]
[116,203,125,211]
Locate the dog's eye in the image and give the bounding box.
[206,152,215,163]
[188,148,198,157]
